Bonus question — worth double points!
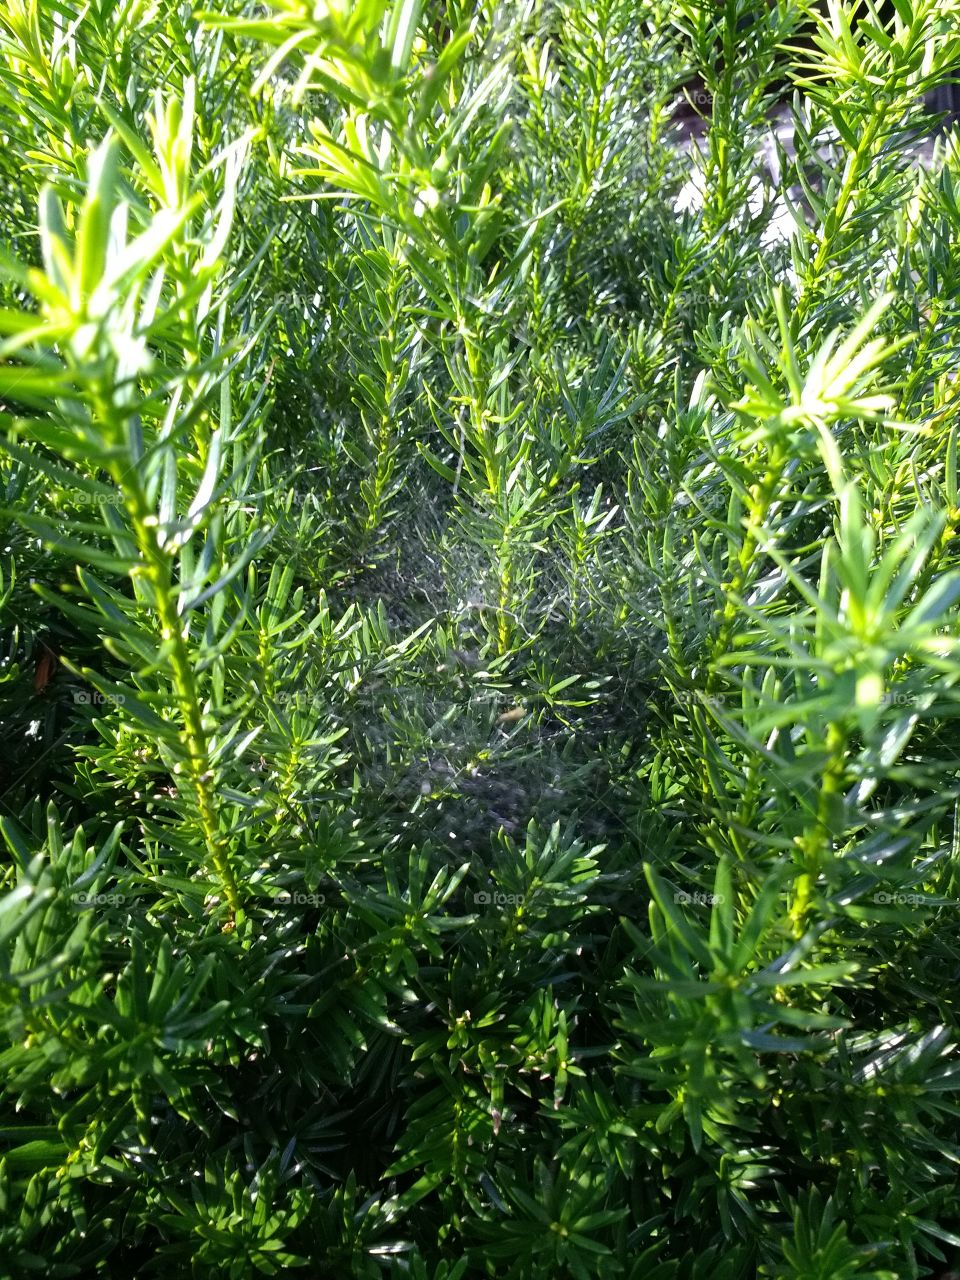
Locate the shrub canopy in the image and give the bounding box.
[2,0,960,1276]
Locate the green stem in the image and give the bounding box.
[119,459,240,918]
[789,720,847,936]
[795,107,885,322]
[708,441,789,685]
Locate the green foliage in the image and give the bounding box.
[2,0,960,1275]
